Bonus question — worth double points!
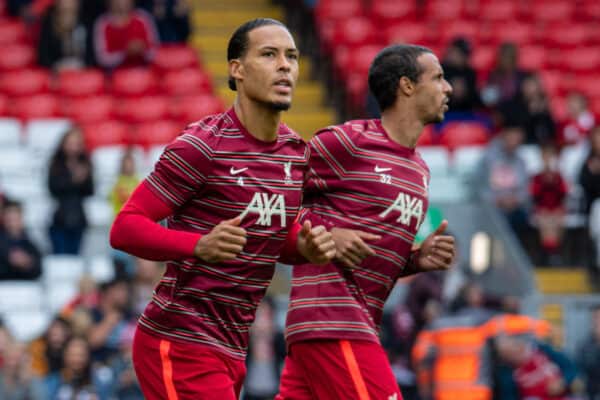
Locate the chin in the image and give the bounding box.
[268,101,291,111]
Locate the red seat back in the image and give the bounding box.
[12,94,60,120]
[0,68,51,97]
[57,69,106,97]
[0,44,34,70]
[82,120,129,149]
[64,95,114,124]
[111,68,158,97]
[439,121,490,150]
[153,45,199,71]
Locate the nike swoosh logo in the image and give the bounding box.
[230,167,248,175]
[374,166,392,173]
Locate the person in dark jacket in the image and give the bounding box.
[578,306,600,400]
[0,200,42,280]
[48,127,94,255]
[138,0,190,43]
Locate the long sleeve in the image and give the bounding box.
[110,182,201,261]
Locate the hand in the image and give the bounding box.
[297,221,336,265]
[331,228,381,268]
[9,249,33,269]
[127,40,145,56]
[415,220,455,272]
[194,217,246,263]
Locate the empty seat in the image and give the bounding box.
[111,68,158,97]
[470,46,496,74]
[0,118,22,147]
[0,148,37,184]
[57,68,105,97]
[22,197,53,229]
[0,281,44,313]
[119,96,170,123]
[163,68,212,96]
[170,94,224,124]
[12,94,61,120]
[3,310,50,342]
[439,121,490,150]
[0,19,27,45]
[153,45,199,71]
[428,174,469,203]
[453,145,485,178]
[371,0,415,24]
[416,125,437,147]
[518,46,547,71]
[384,22,427,45]
[135,119,181,148]
[560,48,600,73]
[0,44,34,70]
[479,1,518,21]
[331,17,380,48]
[63,95,114,124]
[84,196,114,228]
[418,146,450,177]
[25,118,72,160]
[46,282,79,314]
[42,255,85,286]
[82,120,129,150]
[91,145,144,197]
[559,143,589,183]
[0,68,51,97]
[88,255,115,283]
[315,0,363,22]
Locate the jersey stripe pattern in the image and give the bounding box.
[140,108,308,360]
[285,119,430,345]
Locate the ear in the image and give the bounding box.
[229,59,243,87]
[398,76,415,96]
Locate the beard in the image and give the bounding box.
[265,100,291,111]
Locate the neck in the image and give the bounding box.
[381,106,424,148]
[234,96,280,142]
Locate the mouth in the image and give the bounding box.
[442,99,449,112]
[274,78,293,94]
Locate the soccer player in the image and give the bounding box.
[276,44,456,400]
[109,18,336,400]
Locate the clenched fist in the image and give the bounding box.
[297,221,336,265]
[194,217,247,263]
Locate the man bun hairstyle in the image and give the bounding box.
[227,18,288,91]
[368,44,433,112]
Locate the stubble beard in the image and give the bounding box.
[265,100,291,111]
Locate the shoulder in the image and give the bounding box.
[132,9,155,25]
[278,123,306,146]
[174,111,233,149]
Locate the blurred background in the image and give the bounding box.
[0,0,599,399]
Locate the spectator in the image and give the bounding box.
[37,0,93,70]
[109,149,139,217]
[44,336,102,399]
[0,200,42,280]
[131,258,162,316]
[103,324,142,399]
[579,126,600,213]
[94,0,160,70]
[499,74,556,145]
[578,306,600,400]
[48,127,94,255]
[62,276,100,317]
[0,342,46,399]
[138,0,190,43]
[481,42,529,108]
[495,336,582,400]
[441,37,481,113]
[530,144,568,265]
[88,279,133,363]
[29,316,72,377]
[560,92,596,147]
[477,124,530,237]
[405,271,444,340]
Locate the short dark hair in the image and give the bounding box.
[368,44,433,112]
[227,18,288,91]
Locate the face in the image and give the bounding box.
[3,206,23,235]
[121,154,136,175]
[230,25,299,111]
[57,0,78,13]
[590,127,600,154]
[414,53,452,124]
[63,338,89,372]
[567,94,586,117]
[110,0,133,13]
[63,129,84,156]
[47,319,70,349]
[502,127,524,153]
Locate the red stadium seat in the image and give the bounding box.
[539,70,562,96]
[579,2,600,21]
[560,48,600,72]
[57,69,106,97]
[170,95,224,124]
[333,44,380,84]
[332,17,380,48]
[479,1,518,21]
[439,121,490,150]
[425,0,464,20]
[470,46,496,76]
[371,0,415,25]
[0,94,8,116]
[0,19,27,45]
[573,74,600,100]
[12,94,60,120]
[63,95,114,124]
[528,1,574,22]
[82,120,129,149]
[590,98,600,119]
[385,23,428,46]
[550,96,568,122]
[417,125,436,146]
[315,0,363,22]
[153,45,199,71]
[111,68,158,97]
[438,21,479,48]
[0,68,51,97]
[543,25,589,48]
[518,46,547,71]
[134,119,181,148]
[163,68,212,96]
[0,44,34,70]
[119,96,169,123]
[483,23,534,47]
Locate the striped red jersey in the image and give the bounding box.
[139,108,308,360]
[285,119,430,345]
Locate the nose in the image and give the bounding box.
[444,79,453,96]
[277,54,291,72]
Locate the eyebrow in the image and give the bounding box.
[258,46,299,53]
